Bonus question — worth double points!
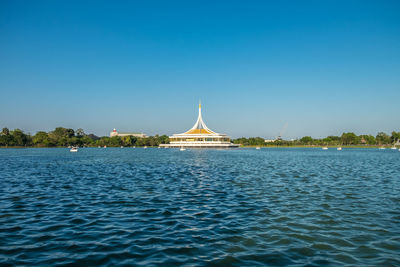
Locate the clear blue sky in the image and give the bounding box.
[1,1,399,138]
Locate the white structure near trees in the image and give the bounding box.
[110,129,146,138]
[160,103,239,148]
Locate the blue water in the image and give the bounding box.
[0,148,399,266]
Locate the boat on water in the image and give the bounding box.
[121,146,124,148]
[379,147,385,150]
[337,147,342,151]
[180,147,186,151]
[70,146,78,152]
[144,146,147,149]
[256,146,261,150]
[104,145,107,148]
[391,146,397,150]
[322,147,328,150]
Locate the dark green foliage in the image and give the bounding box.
[300,136,313,144]
[0,126,397,147]
[376,132,391,145]
[0,129,31,146]
[93,135,170,147]
[391,131,400,144]
[2,128,10,135]
[233,137,265,146]
[359,135,376,145]
[232,131,397,147]
[341,132,360,145]
[32,131,54,147]
[76,128,85,137]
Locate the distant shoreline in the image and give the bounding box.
[1,145,398,149]
[241,145,398,148]
[1,127,399,148]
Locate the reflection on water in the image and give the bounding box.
[0,148,399,266]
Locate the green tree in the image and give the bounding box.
[81,135,94,146]
[49,127,76,146]
[300,136,313,145]
[51,127,75,139]
[121,136,135,146]
[0,127,12,146]
[57,137,69,147]
[157,135,169,144]
[2,127,10,136]
[76,128,85,137]
[109,136,122,146]
[341,132,360,145]
[360,135,376,145]
[68,136,80,146]
[33,131,54,147]
[136,138,146,147]
[247,137,264,146]
[95,137,110,147]
[11,129,30,146]
[233,137,249,146]
[376,132,391,145]
[327,136,340,142]
[391,131,400,144]
[87,134,100,142]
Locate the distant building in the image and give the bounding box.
[264,139,276,143]
[160,103,239,148]
[110,129,147,138]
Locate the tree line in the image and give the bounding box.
[232,131,400,146]
[0,127,169,147]
[1,127,399,147]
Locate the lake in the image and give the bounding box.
[0,148,399,266]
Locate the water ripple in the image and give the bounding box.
[0,148,399,266]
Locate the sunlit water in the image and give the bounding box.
[0,148,399,266]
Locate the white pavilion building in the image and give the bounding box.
[160,103,239,148]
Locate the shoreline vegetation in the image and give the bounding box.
[0,127,399,148]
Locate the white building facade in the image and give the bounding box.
[160,104,239,148]
[110,129,147,138]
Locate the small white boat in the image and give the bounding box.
[322,147,328,150]
[104,145,107,148]
[256,146,261,150]
[144,146,147,149]
[379,147,385,150]
[180,147,186,151]
[337,147,342,151]
[132,146,136,148]
[70,147,78,152]
[391,146,397,150]
[121,146,124,148]
[98,146,101,148]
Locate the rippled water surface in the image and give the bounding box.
[1,148,400,266]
